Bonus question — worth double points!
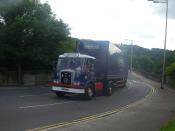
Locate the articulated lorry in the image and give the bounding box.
[52,39,128,99]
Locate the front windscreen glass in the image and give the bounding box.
[57,57,85,71]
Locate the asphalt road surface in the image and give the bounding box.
[0,73,150,131]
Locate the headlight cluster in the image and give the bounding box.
[74,81,80,86]
[54,72,60,83]
[54,79,60,83]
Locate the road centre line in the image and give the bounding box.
[19,101,72,109]
[20,93,52,98]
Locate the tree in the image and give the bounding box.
[165,62,175,76]
[118,44,175,79]
[165,62,175,87]
[0,0,72,83]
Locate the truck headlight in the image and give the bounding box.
[74,81,80,86]
[56,79,60,83]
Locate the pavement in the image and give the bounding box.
[51,72,175,131]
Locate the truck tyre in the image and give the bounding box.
[104,86,113,96]
[122,80,127,88]
[55,92,65,97]
[84,84,94,100]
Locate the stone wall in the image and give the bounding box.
[0,71,52,86]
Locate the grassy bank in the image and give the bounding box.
[168,79,175,90]
[160,114,175,131]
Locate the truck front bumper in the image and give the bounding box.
[52,86,85,94]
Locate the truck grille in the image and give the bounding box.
[61,72,71,85]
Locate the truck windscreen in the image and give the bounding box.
[57,58,85,70]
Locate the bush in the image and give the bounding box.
[166,62,175,76]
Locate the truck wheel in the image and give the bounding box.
[122,80,127,88]
[84,84,94,100]
[121,79,127,88]
[104,86,113,96]
[55,92,65,97]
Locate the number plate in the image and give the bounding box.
[61,87,69,91]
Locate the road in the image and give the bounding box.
[0,73,151,131]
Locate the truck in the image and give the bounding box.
[52,39,128,99]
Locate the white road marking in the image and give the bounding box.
[127,81,131,88]
[131,80,144,84]
[126,80,133,89]
[132,80,137,83]
[19,101,72,109]
[20,93,52,98]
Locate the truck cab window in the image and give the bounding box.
[86,59,94,72]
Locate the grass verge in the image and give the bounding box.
[160,114,175,131]
[168,78,175,90]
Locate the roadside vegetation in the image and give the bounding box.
[160,114,175,131]
[165,62,175,89]
[118,44,175,87]
[0,0,75,83]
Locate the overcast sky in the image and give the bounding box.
[41,0,175,50]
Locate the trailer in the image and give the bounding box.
[52,39,128,99]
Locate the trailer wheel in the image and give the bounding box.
[55,92,65,97]
[84,84,94,100]
[104,86,113,96]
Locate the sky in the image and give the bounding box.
[41,0,175,50]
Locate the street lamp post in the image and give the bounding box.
[125,39,133,72]
[148,0,168,89]
[130,40,133,72]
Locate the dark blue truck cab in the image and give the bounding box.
[52,39,128,99]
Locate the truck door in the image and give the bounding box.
[85,59,95,82]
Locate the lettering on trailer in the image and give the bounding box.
[83,44,100,50]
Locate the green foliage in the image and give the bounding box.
[118,44,175,79]
[134,55,154,72]
[160,114,175,131]
[0,0,73,71]
[165,62,175,76]
[166,62,175,88]
[58,38,76,54]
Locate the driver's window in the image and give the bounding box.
[86,59,94,71]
